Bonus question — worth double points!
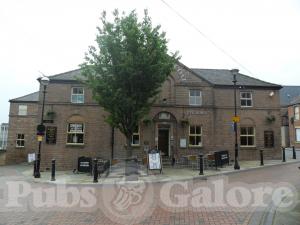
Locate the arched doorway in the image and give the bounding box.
[153,112,177,157]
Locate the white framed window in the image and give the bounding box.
[240,127,255,147]
[16,134,25,147]
[295,106,300,121]
[296,128,300,142]
[18,105,28,116]
[131,126,140,146]
[67,123,84,145]
[189,125,202,147]
[71,87,84,103]
[189,90,202,106]
[240,92,253,107]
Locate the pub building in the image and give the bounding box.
[5,62,282,170]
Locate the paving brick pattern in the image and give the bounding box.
[1,163,300,225]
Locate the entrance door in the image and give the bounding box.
[158,129,169,156]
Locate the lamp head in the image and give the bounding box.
[37,76,50,86]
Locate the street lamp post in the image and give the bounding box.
[34,76,49,178]
[231,69,240,170]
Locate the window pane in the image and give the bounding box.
[240,127,247,135]
[248,137,254,146]
[241,100,247,106]
[189,136,196,145]
[190,126,195,134]
[241,136,248,145]
[132,135,140,145]
[196,126,201,134]
[196,136,201,146]
[18,105,27,116]
[246,100,252,106]
[248,127,254,135]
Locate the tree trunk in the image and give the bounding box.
[125,137,133,159]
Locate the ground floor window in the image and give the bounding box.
[189,125,202,147]
[16,134,25,147]
[131,126,140,146]
[264,131,274,148]
[67,123,84,144]
[240,127,255,147]
[296,128,300,142]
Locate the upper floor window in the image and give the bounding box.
[295,106,300,121]
[240,92,253,107]
[189,125,202,147]
[240,127,255,147]
[16,134,25,148]
[131,126,140,146]
[189,90,202,106]
[71,87,84,104]
[18,105,27,116]
[67,123,84,145]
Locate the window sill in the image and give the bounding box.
[240,106,253,108]
[189,145,203,148]
[240,146,257,150]
[16,146,25,149]
[66,143,85,147]
[131,144,140,148]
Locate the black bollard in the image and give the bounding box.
[93,158,98,183]
[199,154,204,175]
[260,150,264,166]
[51,159,56,181]
[282,147,286,162]
[33,160,37,176]
[293,146,297,159]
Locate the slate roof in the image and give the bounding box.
[291,96,300,105]
[10,91,39,102]
[279,86,300,106]
[191,69,281,88]
[49,69,83,81]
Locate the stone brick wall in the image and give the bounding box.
[5,63,282,170]
[5,102,38,164]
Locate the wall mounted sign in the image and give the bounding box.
[46,126,57,144]
[186,110,208,116]
[180,138,187,148]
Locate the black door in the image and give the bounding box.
[158,129,169,156]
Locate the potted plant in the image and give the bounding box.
[46,111,56,120]
[180,119,189,127]
[266,115,275,124]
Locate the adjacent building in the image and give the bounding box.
[279,86,300,147]
[0,123,8,150]
[5,63,282,170]
[288,96,300,148]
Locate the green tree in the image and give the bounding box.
[81,9,179,157]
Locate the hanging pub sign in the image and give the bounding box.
[147,149,162,174]
[46,126,57,144]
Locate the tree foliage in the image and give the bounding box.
[81,9,179,153]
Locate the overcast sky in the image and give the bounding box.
[1,0,300,123]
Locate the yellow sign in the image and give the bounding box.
[232,116,240,123]
[37,135,43,142]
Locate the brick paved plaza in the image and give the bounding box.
[0,162,300,225]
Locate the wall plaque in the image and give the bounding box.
[46,126,57,144]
